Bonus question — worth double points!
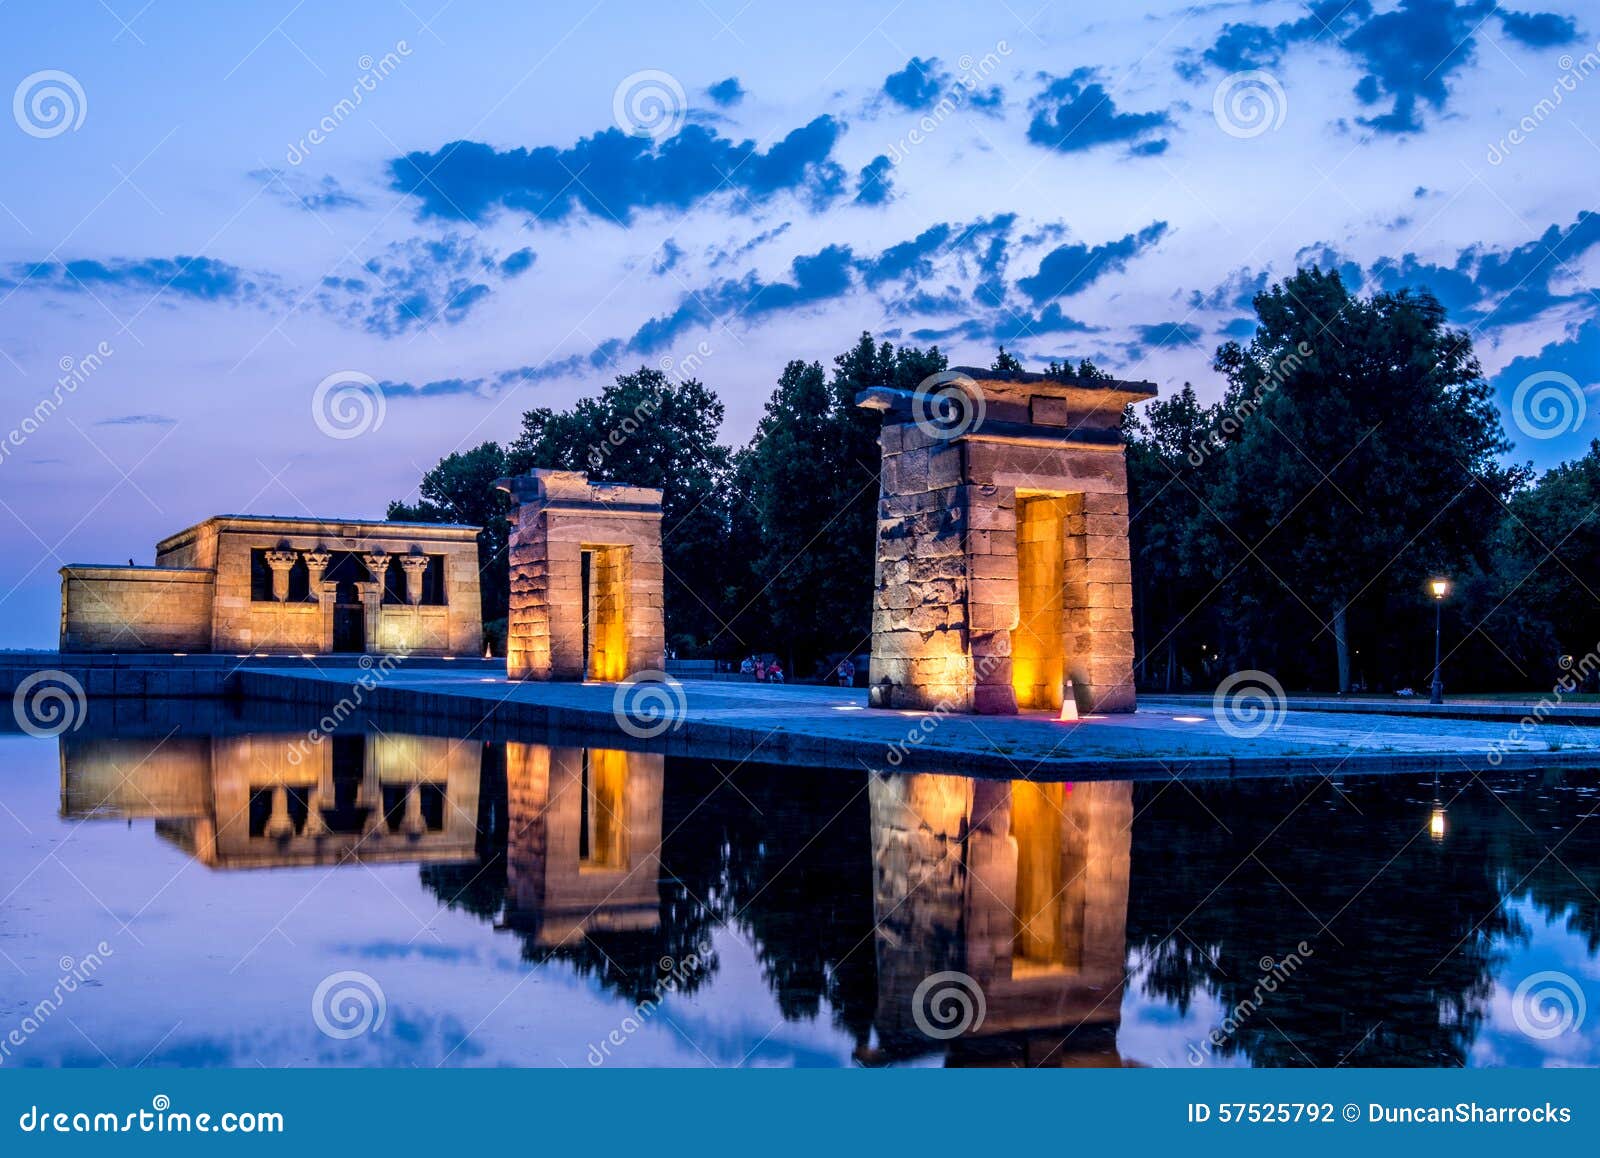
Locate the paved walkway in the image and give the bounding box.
[235,668,1600,780]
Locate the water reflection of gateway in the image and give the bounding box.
[59,732,480,869]
[501,743,664,948]
[864,774,1132,1066]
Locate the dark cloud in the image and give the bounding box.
[626,244,856,353]
[653,239,685,274]
[883,57,952,110]
[250,168,365,211]
[1192,0,1578,134]
[314,235,533,336]
[709,222,791,268]
[1026,68,1170,154]
[1131,321,1204,348]
[1017,222,1169,304]
[854,154,895,205]
[94,413,177,426]
[389,116,847,223]
[0,256,274,303]
[706,76,745,107]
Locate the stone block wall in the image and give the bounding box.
[58,566,214,652]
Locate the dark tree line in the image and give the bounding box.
[394,267,1596,693]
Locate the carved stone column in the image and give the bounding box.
[360,550,391,592]
[264,550,298,603]
[302,550,331,599]
[264,785,294,840]
[399,554,429,605]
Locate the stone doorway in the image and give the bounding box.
[332,579,365,653]
[1012,494,1072,711]
[581,544,630,681]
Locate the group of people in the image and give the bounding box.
[736,655,857,687]
[738,655,785,683]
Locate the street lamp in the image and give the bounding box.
[1428,577,1449,705]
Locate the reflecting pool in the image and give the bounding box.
[3,713,1598,1067]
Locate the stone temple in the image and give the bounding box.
[498,470,665,681]
[59,515,483,656]
[859,367,1156,715]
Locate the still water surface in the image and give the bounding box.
[3,716,1598,1067]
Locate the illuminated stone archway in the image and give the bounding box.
[497,470,665,682]
[858,368,1155,715]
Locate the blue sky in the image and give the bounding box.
[1,0,1597,646]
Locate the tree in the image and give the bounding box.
[506,366,733,653]
[388,441,510,649]
[737,332,945,672]
[1124,383,1226,690]
[991,346,1024,374]
[1204,268,1512,692]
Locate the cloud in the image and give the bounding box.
[314,234,533,336]
[389,116,847,223]
[854,154,895,205]
[94,413,177,426]
[0,256,275,303]
[1017,222,1169,304]
[707,76,745,107]
[625,244,856,353]
[1349,212,1600,327]
[1488,315,1600,461]
[250,168,365,211]
[884,57,953,110]
[1191,0,1579,134]
[1131,321,1204,348]
[1026,68,1170,154]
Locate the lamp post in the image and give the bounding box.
[1429,577,1449,705]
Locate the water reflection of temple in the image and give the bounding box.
[863,774,1132,1066]
[60,732,481,869]
[500,743,664,948]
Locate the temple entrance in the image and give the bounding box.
[332,579,365,653]
[581,545,629,681]
[1012,495,1071,710]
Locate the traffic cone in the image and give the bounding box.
[1058,681,1079,722]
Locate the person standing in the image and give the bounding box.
[837,657,855,687]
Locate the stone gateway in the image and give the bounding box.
[498,470,665,682]
[858,367,1156,715]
